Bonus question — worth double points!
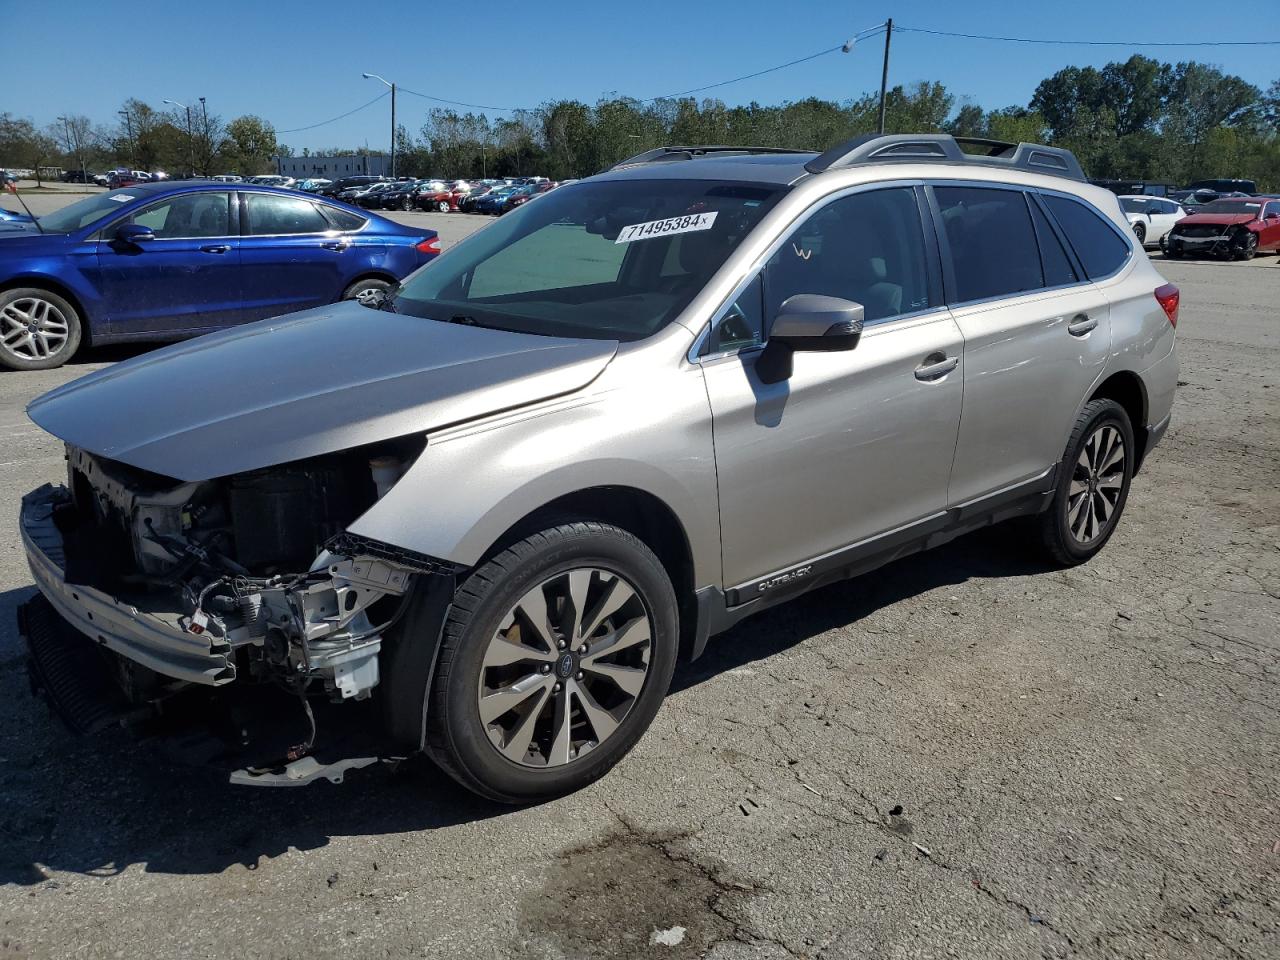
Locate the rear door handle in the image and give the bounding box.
[200,244,231,254]
[915,354,959,381]
[1068,314,1098,337]
[321,240,350,251]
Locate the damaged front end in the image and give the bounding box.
[20,441,450,782]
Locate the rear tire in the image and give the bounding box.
[0,287,83,371]
[1034,399,1135,566]
[1132,221,1146,245]
[342,277,391,307]
[426,522,678,803]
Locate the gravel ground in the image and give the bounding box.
[0,199,1277,959]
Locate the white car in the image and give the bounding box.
[1120,196,1186,248]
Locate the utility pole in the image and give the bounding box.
[877,18,893,135]
[56,115,85,182]
[118,109,136,169]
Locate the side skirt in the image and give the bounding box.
[689,468,1056,659]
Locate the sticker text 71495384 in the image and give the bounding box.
[615,211,718,244]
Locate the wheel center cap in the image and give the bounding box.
[556,652,577,680]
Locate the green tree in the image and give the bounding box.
[223,115,279,175]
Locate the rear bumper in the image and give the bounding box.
[19,484,236,686]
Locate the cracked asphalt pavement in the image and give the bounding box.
[0,224,1276,958]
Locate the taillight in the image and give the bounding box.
[416,237,441,256]
[1154,282,1179,327]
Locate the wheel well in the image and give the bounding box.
[485,486,699,658]
[1090,371,1150,469]
[0,277,92,346]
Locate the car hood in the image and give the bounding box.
[1177,212,1255,227]
[27,301,617,481]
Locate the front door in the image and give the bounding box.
[703,185,964,591]
[97,190,242,335]
[237,191,358,321]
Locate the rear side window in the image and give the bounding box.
[321,206,366,231]
[1041,195,1131,279]
[934,187,1042,303]
[1028,200,1078,288]
[244,194,331,235]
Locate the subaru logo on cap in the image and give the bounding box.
[557,653,575,678]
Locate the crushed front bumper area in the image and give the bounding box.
[21,483,236,686]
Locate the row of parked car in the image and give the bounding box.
[1119,192,1280,261]
[308,176,562,216]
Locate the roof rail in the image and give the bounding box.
[804,133,1086,181]
[609,145,814,171]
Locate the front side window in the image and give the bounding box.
[1041,194,1131,279]
[129,191,231,238]
[764,186,931,324]
[935,186,1042,302]
[244,194,331,235]
[394,178,787,341]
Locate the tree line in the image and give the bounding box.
[3,56,1277,189]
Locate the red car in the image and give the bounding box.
[1164,196,1280,260]
[501,181,558,214]
[416,181,475,212]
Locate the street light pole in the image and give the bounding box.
[198,97,208,175]
[362,73,396,178]
[118,109,136,169]
[163,99,196,176]
[56,115,84,182]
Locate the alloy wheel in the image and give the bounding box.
[477,567,652,768]
[0,296,71,362]
[1067,424,1126,544]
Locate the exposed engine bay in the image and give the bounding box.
[49,438,430,706]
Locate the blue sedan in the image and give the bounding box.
[0,182,440,370]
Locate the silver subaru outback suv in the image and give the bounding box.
[19,134,1178,802]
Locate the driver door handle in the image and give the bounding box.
[915,354,958,381]
[1068,314,1098,337]
[200,244,231,254]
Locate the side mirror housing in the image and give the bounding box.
[757,295,865,384]
[116,223,155,244]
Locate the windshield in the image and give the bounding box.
[1198,200,1260,215]
[38,191,140,233]
[394,178,788,342]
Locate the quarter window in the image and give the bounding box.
[128,192,231,238]
[934,186,1042,302]
[1041,195,1131,279]
[322,206,366,231]
[712,274,764,352]
[244,194,331,235]
[764,187,931,325]
[1028,200,1078,288]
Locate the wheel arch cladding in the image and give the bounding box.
[1089,370,1149,468]
[0,277,93,345]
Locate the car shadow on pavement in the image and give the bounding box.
[0,524,1049,884]
[671,522,1053,694]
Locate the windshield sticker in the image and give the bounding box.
[615,211,718,244]
[109,193,135,202]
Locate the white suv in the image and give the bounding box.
[19,135,1178,802]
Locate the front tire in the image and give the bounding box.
[0,287,83,371]
[1233,230,1258,261]
[426,522,678,803]
[1132,221,1146,245]
[1035,399,1134,566]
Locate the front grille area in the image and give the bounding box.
[1177,225,1225,239]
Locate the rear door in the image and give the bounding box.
[96,190,242,335]
[932,184,1113,507]
[237,191,359,320]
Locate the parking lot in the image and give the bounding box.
[0,192,1277,958]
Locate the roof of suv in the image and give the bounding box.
[597,134,1088,187]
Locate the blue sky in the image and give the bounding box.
[5,0,1276,152]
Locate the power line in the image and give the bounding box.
[897,26,1280,47]
[398,86,522,113]
[277,90,389,133]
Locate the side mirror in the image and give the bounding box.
[757,295,865,384]
[116,223,155,244]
